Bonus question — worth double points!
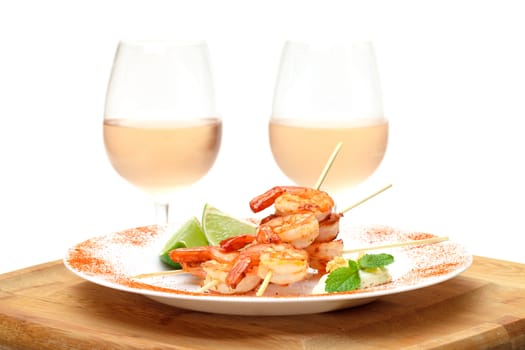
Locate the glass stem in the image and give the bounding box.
[154,202,169,225]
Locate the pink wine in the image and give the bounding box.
[103,118,221,200]
[269,118,388,192]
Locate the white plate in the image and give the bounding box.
[63,222,472,316]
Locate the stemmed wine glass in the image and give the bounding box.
[270,40,388,204]
[103,40,221,224]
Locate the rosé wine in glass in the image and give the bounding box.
[270,40,388,201]
[103,40,220,224]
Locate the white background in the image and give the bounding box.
[1,0,524,274]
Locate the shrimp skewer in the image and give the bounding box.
[249,185,342,286]
[153,163,394,295]
[167,176,390,294]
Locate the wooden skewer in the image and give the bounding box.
[256,270,273,297]
[343,236,449,255]
[132,269,188,279]
[340,184,392,214]
[314,141,343,190]
[132,269,218,294]
[311,138,391,214]
[195,279,219,293]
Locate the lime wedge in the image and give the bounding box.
[202,203,257,246]
[159,216,209,268]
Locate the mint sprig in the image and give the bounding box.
[325,260,360,292]
[325,253,394,293]
[358,253,394,270]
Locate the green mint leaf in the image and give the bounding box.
[358,253,394,269]
[325,260,361,292]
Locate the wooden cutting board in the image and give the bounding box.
[1,256,524,349]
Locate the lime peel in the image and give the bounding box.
[159,216,208,268]
[202,203,257,246]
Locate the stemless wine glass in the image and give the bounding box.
[270,40,388,203]
[103,40,221,224]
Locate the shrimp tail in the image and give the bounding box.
[256,225,282,244]
[249,186,285,212]
[249,186,304,212]
[169,247,213,263]
[226,255,252,288]
[259,213,279,225]
[219,234,256,251]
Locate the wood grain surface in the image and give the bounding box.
[1,256,524,350]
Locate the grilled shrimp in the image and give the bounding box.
[168,246,238,278]
[257,243,309,286]
[256,213,319,248]
[219,234,256,251]
[226,243,271,288]
[315,212,343,243]
[200,260,261,295]
[303,239,344,274]
[250,186,334,221]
